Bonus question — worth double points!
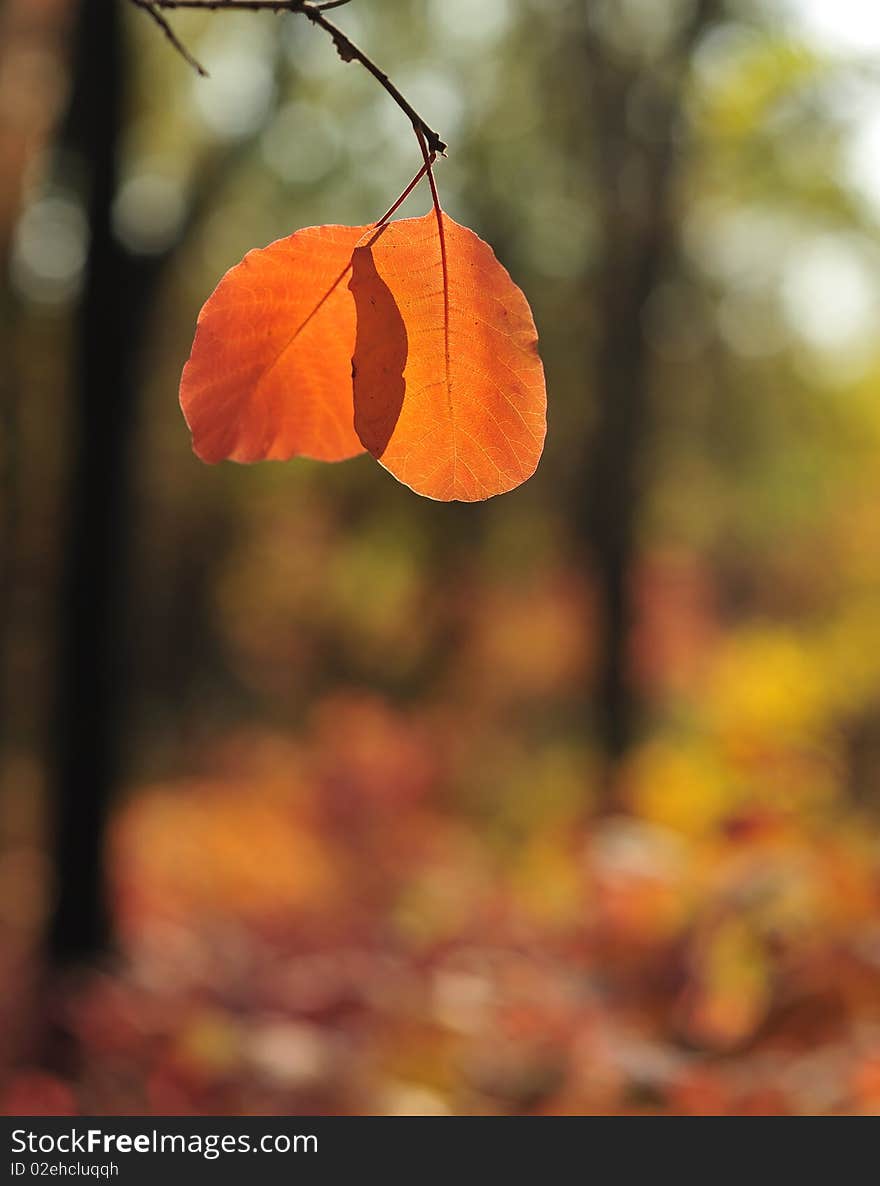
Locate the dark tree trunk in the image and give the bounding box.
[585,94,678,768]
[579,3,720,780]
[47,0,129,965]
[43,2,282,969]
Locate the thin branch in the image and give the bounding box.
[142,1,309,8]
[131,0,208,75]
[131,0,447,154]
[303,5,446,154]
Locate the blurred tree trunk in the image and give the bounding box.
[45,3,283,970]
[47,0,129,965]
[579,4,719,783]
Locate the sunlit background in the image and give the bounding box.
[3,0,880,1115]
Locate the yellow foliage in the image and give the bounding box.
[627,739,734,836]
[705,629,827,746]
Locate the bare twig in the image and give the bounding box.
[131,0,208,75]
[130,0,446,154]
[303,4,446,154]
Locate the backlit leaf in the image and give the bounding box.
[349,212,546,501]
[180,224,369,464]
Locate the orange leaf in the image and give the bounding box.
[180,224,369,464]
[349,212,546,501]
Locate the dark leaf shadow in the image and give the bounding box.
[349,241,408,459]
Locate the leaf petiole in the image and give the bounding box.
[373,156,435,229]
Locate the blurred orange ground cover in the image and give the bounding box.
[5,611,880,1110]
[5,554,880,1116]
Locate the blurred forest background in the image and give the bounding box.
[3,0,880,1116]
